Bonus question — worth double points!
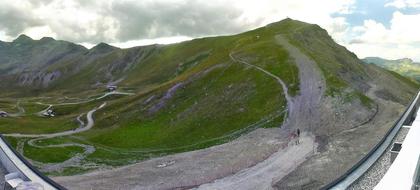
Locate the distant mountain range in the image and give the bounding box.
[363,57,420,82]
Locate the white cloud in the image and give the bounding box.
[348,42,420,61]
[385,0,420,8]
[21,25,57,40]
[345,11,420,61]
[0,0,355,48]
[110,36,192,48]
[6,0,420,63]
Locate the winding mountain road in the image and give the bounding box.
[229,52,292,125]
[35,91,133,106]
[5,90,134,172]
[9,103,106,172]
[229,52,292,104]
[5,102,106,138]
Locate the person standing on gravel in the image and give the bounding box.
[296,129,301,144]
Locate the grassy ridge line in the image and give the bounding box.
[4,20,304,174]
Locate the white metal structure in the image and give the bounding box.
[375,108,420,190]
[0,137,63,190]
[5,172,24,188]
[324,91,420,190]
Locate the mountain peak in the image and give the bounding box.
[89,42,118,54]
[265,18,317,34]
[95,42,115,48]
[13,34,33,43]
[40,37,55,42]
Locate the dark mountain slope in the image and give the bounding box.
[0,35,88,89]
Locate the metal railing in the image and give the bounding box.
[412,156,420,190]
[0,135,66,190]
[321,91,420,190]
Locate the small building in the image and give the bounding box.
[42,109,55,117]
[0,111,8,117]
[106,85,117,92]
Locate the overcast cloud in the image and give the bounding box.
[0,0,353,44]
[0,0,420,61]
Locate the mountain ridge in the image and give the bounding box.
[0,18,418,189]
[363,56,420,82]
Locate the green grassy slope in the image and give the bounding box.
[0,19,301,174]
[0,19,418,176]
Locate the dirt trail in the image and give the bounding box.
[274,35,326,132]
[6,91,134,172]
[54,35,326,190]
[195,133,315,190]
[4,102,106,138]
[229,53,292,105]
[193,35,325,189]
[8,103,106,172]
[35,91,133,106]
[229,52,292,125]
[28,138,96,173]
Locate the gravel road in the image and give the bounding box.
[195,133,315,190]
[7,103,106,173]
[4,102,106,138]
[36,91,133,106]
[54,33,326,190]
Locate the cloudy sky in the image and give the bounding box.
[1,0,420,61]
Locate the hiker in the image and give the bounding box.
[296,128,301,145]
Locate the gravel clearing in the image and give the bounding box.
[54,127,288,190]
[347,127,410,190]
[194,133,316,190]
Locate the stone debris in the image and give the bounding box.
[156,160,176,168]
